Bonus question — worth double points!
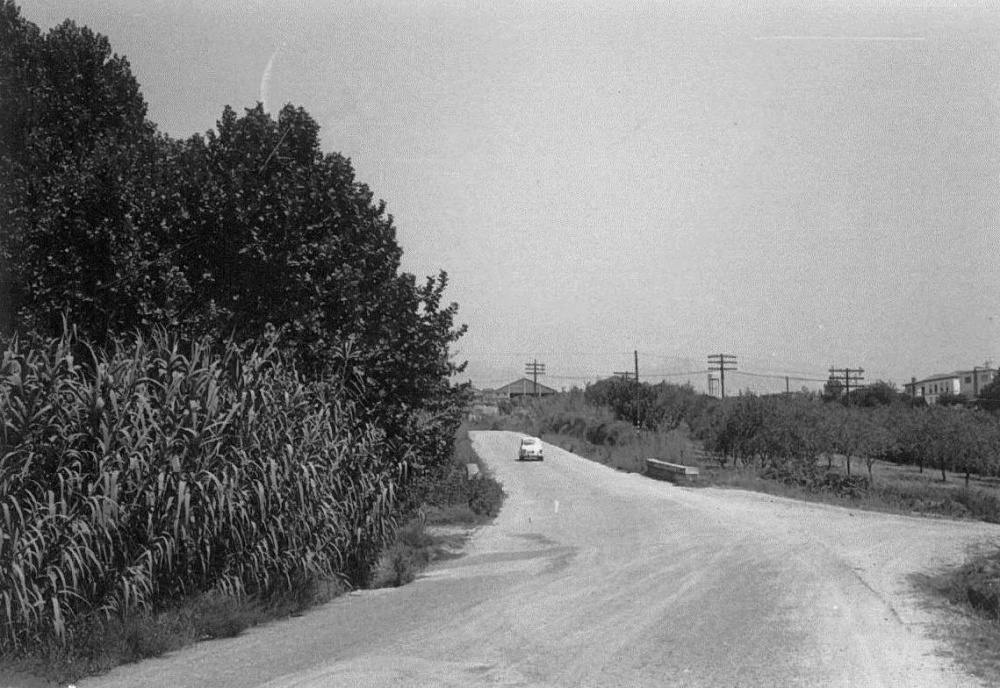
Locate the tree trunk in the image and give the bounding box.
[845,454,851,476]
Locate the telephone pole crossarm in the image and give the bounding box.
[525,359,546,398]
[707,353,738,398]
[828,367,865,401]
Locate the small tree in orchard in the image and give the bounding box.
[920,406,976,482]
[982,420,1000,480]
[821,376,845,403]
[707,395,773,467]
[756,394,827,482]
[901,406,937,474]
[948,410,1000,487]
[861,406,895,482]
[851,380,908,407]
[824,405,880,477]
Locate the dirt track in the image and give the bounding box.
[78,431,1000,687]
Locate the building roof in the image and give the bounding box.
[907,368,996,387]
[495,377,558,395]
[916,372,961,383]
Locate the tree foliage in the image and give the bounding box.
[1,2,160,335]
[583,374,1000,487]
[0,7,471,645]
[0,5,467,464]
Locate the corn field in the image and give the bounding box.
[0,329,406,648]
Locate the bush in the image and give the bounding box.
[939,547,1000,621]
[952,489,1000,524]
[370,521,438,588]
[807,472,870,498]
[402,427,505,519]
[585,420,639,446]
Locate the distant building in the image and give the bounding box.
[904,367,997,404]
[494,377,558,400]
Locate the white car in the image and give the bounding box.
[518,437,544,461]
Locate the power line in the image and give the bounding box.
[468,369,828,386]
[461,349,850,382]
[731,370,829,383]
[644,369,707,378]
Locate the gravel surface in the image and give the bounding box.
[75,431,1000,688]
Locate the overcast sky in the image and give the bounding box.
[18,0,1000,393]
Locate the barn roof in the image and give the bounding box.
[495,377,558,395]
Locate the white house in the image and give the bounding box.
[904,367,997,404]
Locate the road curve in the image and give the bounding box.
[77,431,1000,688]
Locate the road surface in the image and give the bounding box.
[79,431,1000,687]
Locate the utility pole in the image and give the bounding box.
[707,353,737,398]
[612,350,642,426]
[634,349,640,427]
[828,367,864,402]
[525,359,545,398]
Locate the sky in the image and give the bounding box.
[17,0,1000,394]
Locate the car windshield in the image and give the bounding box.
[521,439,537,445]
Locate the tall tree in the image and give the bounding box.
[165,105,465,387]
[1,7,467,464]
[0,4,166,337]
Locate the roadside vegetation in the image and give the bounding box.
[0,421,502,684]
[914,546,1000,684]
[371,427,504,589]
[491,380,1000,519]
[489,378,1000,649]
[0,3,501,684]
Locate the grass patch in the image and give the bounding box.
[370,426,506,589]
[914,543,1000,684]
[0,581,345,685]
[425,503,479,525]
[370,519,469,588]
[701,458,1000,523]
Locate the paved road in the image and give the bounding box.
[79,431,1000,687]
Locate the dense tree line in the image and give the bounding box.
[0,0,467,450]
[0,1,468,646]
[585,376,1000,487]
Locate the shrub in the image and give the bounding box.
[807,472,870,498]
[585,420,640,446]
[370,521,435,589]
[952,489,1000,524]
